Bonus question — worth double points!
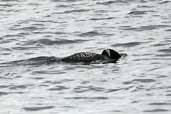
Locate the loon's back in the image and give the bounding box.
[61,52,105,63]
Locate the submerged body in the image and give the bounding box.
[1,49,124,66]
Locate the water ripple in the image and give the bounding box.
[105,88,123,93]
[65,96,108,100]
[158,48,171,53]
[9,84,31,90]
[63,9,89,14]
[73,85,105,93]
[12,46,40,50]
[32,70,65,75]
[149,102,171,106]
[112,41,145,47]
[23,38,89,46]
[0,91,8,96]
[23,106,55,111]
[96,0,128,5]
[159,1,171,4]
[123,79,156,84]
[48,86,69,91]
[120,25,171,31]
[78,31,112,37]
[0,85,9,88]
[0,91,24,96]
[128,10,154,15]
[90,17,114,21]
[144,109,169,112]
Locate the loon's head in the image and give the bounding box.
[102,49,121,60]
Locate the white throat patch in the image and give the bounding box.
[106,49,111,57]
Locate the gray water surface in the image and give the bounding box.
[0,0,171,114]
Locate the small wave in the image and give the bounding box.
[23,38,89,46]
[96,0,128,5]
[9,85,29,90]
[166,29,171,31]
[65,96,108,100]
[51,0,78,2]
[0,85,9,88]
[12,46,40,50]
[0,91,23,96]
[120,25,171,31]
[105,88,123,93]
[123,79,156,84]
[23,106,55,111]
[48,86,69,91]
[149,102,171,106]
[0,4,13,7]
[128,11,146,15]
[128,10,154,15]
[158,48,171,53]
[90,17,114,21]
[0,39,16,44]
[112,41,144,47]
[43,79,74,84]
[32,31,66,35]
[159,1,170,4]
[73,85,104,93]
[0,91,8,96]
[155,54,171,57]
[1,0,19,1]
[55,4,71,8]
[143,109,169,112]
[64,9,89,14]
[0,35,19,44]
[2,34,22,38]
[10,26,45,32]
[32,70,65,75]
[78,31,112,37]
[156,48,171,57]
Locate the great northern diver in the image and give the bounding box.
[1,49,123,66]
[61,49,122,63]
